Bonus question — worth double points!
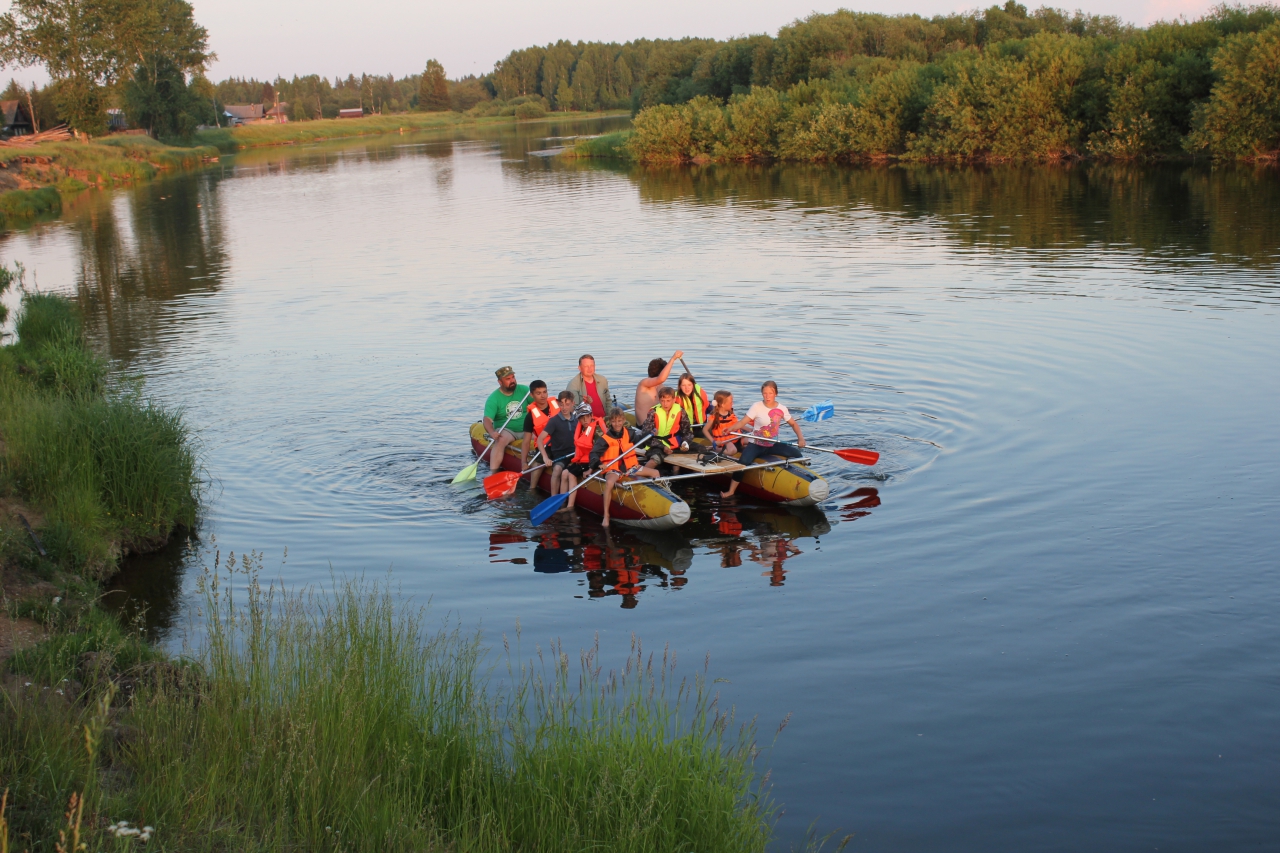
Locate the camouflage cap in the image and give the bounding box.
[494,366,514,379]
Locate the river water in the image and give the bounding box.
[3,117,1278,851]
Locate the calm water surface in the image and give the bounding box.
[3,117,1279,851]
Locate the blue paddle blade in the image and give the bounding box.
[529,492,570,525]
[801,401,835,422]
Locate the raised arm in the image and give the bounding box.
[638,350,683,389]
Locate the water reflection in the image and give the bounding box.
[56,174,229,364]
[483,493,859,607]
[531,158,1280,282]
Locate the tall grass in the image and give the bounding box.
[562,130,634,159]
[0,293,200,571]
[121,552,774,852]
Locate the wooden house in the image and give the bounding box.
[223,104,264,126]
[0,100,35,138]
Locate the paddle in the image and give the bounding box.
[728,432,879,466]
[800,400,835,422]
[453,388,530,484]
[646,456,813,484]
[529,433,653,525]
[483,452,573,500]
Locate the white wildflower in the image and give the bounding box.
[52,596,61,604]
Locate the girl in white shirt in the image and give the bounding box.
[721,381,806,498]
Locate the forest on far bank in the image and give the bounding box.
[4,1,1278,161]
[194,1,1280,163]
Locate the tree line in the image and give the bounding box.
[2,0,1275,160]
[613,3,1280,162]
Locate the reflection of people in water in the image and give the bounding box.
[748,536,802,586]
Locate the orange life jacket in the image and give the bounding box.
[708,408,737,441]
[573,417,604,464]
[678,384,708,425]
[527,399,561,435]
[653,405,684,451]
[600,429,638,471]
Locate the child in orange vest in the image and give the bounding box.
[702,390,740,456]
[521,380,561,490]
[589,407,660,527]
[560,402,602,511]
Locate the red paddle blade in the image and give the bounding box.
[483,471,521,500]
[835,448,879,466]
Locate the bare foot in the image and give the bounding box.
[720,489,737,499]
[601,516,610,528]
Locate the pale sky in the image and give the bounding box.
[4,0,1222,83]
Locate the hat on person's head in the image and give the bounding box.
[573,403,593,420]
[494,366,514,379]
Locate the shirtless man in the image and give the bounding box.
[634,349,683,424]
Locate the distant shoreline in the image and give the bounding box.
[0,110,629,231]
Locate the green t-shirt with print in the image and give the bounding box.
[484,385,530,432]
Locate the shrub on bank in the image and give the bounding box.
[1187,20,1280,159]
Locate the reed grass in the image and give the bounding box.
[562,130,634,159]
[117,551,774,852]
[0,187,61,224]
[0,293,201,572]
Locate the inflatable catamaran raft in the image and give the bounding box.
[467,423,832,528]
[469,422,690,530]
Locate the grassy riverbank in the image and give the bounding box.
[195,109,630,152]
[0,285,778,850]
[0,138,219,229]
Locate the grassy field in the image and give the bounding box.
[0,283,787,851]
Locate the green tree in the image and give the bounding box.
[419,58,449,111]
[0,0,209,135]
[123,53,198,136]
[1189,21,1280,159]
[0,0,118,133]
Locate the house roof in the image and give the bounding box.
[0,100,33,127]
[223,104,264,120]
[265,103,289,117]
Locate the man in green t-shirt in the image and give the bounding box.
[483,366,530,475]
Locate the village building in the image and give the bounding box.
[222,104,264,126]
[0,100,35,138]
[338,108,364,119]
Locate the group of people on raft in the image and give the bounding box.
[482,352,808,526]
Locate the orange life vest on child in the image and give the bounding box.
[573,417,604,464]
[708,408,737,441]
[600,429,638,471]
[527,399,561,435]
[653,405,684,451]
[678,384,708,425]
